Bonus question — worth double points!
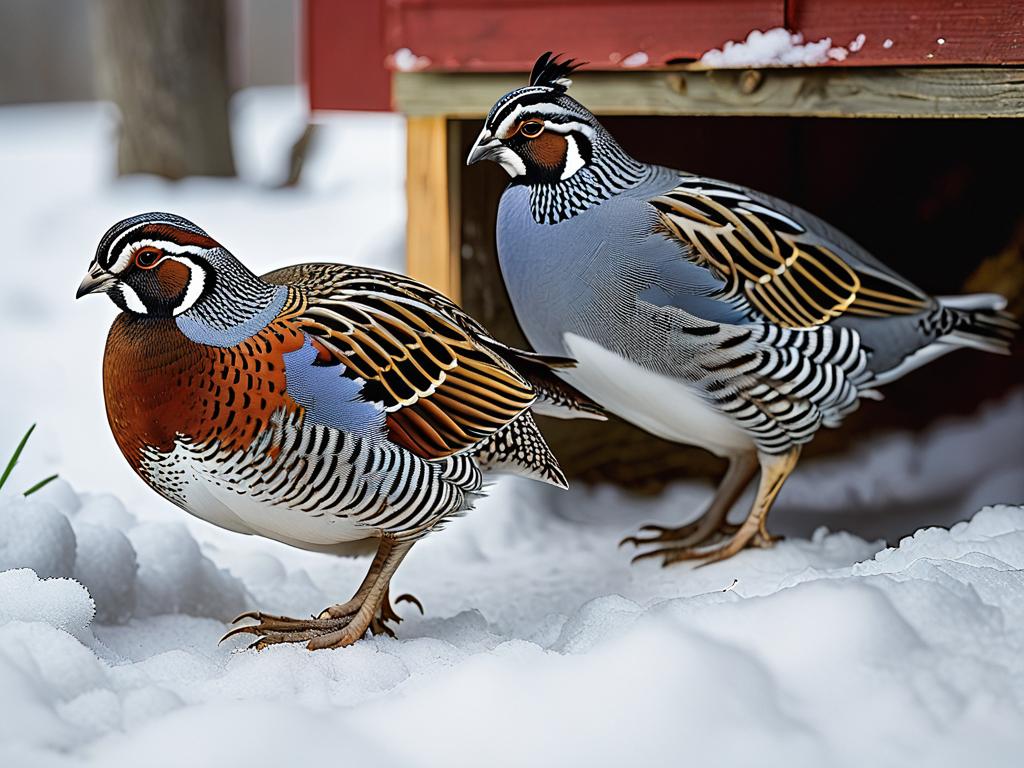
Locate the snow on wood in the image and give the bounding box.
[699,27,868,68]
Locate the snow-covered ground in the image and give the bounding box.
[2,90,1023,767]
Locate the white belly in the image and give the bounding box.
[562,333,753,457]
[146,445,377,556]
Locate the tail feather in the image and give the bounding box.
[471,412,568,489]
[481,338,606,420]
[936,293,1007,312]
[941,296,1017,356]
[866,294,1016,387]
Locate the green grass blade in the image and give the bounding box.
[24,474,59,497]
[0,423,36,493]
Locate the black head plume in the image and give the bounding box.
[529,52,585,92]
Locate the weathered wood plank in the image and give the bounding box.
[405,116,460,301]
[395,68,1024,119]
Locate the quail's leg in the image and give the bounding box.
[306,541,415,650]
[223,537,417,650]
[623,452,758,562]
[653,447,800,567]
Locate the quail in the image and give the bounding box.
[468,53,1017,566]
[77,212,602,648]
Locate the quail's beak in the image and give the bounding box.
[76,263,115,299]
[466,128,502,165]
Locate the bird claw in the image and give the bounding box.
[229,610,262,624]
[374,590,423,629]
[219,622,261,645]
[221,611,359,651]
[395,592,424,614]
[620,525,691,549]
[621,519,727,553]
[638,523,670,534]
[631,526,778,569]
[221,591,424,650]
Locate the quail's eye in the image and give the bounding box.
[520,121,544,138]
[134,248,162,269]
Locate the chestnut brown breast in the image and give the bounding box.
[102,314,305,472]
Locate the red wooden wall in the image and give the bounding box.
[306,0,1024,111]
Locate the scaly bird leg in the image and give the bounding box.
[624,452,758,563]
[307,539,414,649]
[222,537,418,650]
[652,447,800,568]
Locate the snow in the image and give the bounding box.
[620,51,649,68]
[2,90,1023,766]
[390,48,431,72]
[700,27,866,68]
[3,480,1024,766]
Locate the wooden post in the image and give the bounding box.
[405,116,460,301]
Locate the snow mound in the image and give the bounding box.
[129,522,246,619]
[0,482,248,627]
[700,27,865,68]
[72,522,136,624]
[0,495,76,578]
[0,569,94,636]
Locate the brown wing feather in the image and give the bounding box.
[652,180,931,327]
[264,264,536,460]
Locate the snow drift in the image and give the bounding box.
[2,474,1024,767]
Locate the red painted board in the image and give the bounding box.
[307,0,391,111]
[383,0,784,70]
[792,0,1024,66]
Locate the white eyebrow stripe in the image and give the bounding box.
[111,238,208,274]
[107,223,147,270]
[543,120,594,139]
[488,86,552,127]
[494,103,525,139]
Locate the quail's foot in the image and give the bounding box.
[632,528,778,568]
[625,520,742,564]
[620,518,736,548]
[628,449,797,568]
[222,587,423,650]
[223,537,419,650]
[621,452,758,560]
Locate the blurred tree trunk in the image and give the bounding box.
[94,0,235,178]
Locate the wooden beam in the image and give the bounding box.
[405,116,460,301]
[395,67,1024,119]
